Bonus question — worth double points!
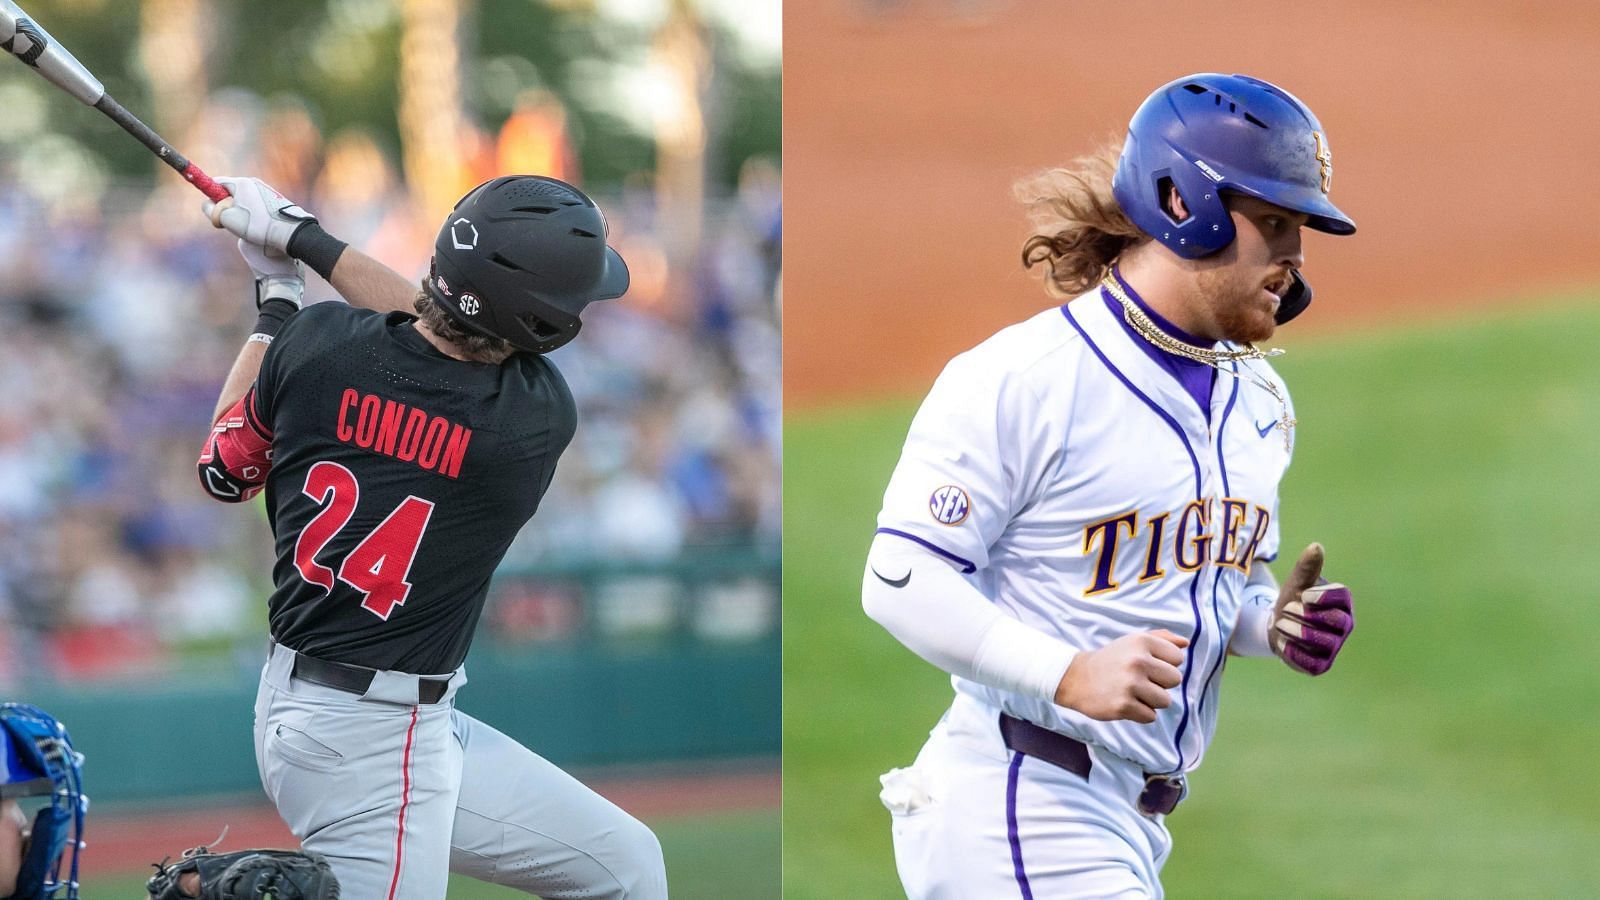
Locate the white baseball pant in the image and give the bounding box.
[254,641,668,898]
[884,693,1172,899]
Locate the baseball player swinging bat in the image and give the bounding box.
[0,0,231,205]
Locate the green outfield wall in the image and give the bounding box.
[11,548,780,804]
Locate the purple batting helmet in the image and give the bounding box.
[1111,73,1356,323]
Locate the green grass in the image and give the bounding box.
[81,808,777,897]
[783,294,1600,898]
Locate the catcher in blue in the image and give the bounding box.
[864,73,1359,898]
[194,174,666,898]
[2,701,340,896]
[1,702,336,900]
[0,704,85,900]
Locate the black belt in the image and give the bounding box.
[998,714,1186,816]
[275,641,450,704]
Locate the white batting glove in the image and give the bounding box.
[202,176,318,256]
[238,238,305,309]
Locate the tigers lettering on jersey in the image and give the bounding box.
[334,388,472,479]
[1082,499,1270,596]
[874,294,1292,776]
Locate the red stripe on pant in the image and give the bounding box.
[387,706,420,900]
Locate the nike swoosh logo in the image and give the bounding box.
[1255,419,1276,438]
[872,566,911,589]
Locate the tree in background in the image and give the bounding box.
[0,0,779,207]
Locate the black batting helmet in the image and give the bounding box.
[423,175,629,354]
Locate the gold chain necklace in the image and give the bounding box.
[1100,271,1297,451]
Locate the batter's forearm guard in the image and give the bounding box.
[197,389,273,503]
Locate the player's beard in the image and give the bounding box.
[1197,267,1277,344]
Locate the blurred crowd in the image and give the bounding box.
[0,101,781,687]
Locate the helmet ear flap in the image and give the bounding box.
[1114,149,1234,260]
[1152,163,1234,258]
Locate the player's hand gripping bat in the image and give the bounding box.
[0,0,231,207]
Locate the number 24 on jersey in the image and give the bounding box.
[292,461,435,620]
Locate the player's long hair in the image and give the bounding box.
[413,288,516,363]
[1016,141,1146,297]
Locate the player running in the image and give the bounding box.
[195,175,667,898]
[863,73,1358,897]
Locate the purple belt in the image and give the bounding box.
[998,714,1186,816]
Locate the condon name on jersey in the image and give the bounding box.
[334,388,473,479]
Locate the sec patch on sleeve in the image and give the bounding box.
[928,485,971,525]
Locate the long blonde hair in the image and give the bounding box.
[1015,142,1146,297]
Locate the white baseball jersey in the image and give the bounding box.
[876,286,1295,775]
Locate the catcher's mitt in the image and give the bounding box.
[145,844,339,900]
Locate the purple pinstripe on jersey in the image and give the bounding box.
[1006,751,1035,900]
[1062,302,1207,773]
[1212,361,1241,499]
[874,527,978,573]
[1194,364,1241,750]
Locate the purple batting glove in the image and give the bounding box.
[1270,580,1355,676]
[1267,543,1355,676]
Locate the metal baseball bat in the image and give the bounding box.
[0,0,230,203]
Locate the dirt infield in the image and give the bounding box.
[784,0,1600,406]
[82,768,777,875]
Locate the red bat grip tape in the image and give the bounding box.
[183,163,231,203]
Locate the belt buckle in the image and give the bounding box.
[1137,774,1186,817]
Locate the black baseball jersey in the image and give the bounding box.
[250,301,576,673]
